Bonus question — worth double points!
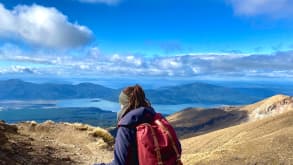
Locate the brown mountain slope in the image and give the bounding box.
[0,121,113,165]
[181,110,293,165]
[168,94,293,139]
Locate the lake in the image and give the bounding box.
[0,98,222,126]
[55,98,221,114]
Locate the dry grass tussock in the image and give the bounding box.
[71,122,114,145]
[88,127,115,146]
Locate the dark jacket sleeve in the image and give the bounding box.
[99,126,136,165]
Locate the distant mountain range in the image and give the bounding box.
[0,79,119,100]
[0,79,282,105]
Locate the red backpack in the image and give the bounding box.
[136,113,183,165]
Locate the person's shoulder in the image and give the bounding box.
[118,107,155,127]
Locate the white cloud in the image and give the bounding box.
[88,47,101,58]
[228,0,293,18]
[191,67,200,74]
[110,54,120,61]
[158,58,182,69]
[11,66,35,74]
[1,43,293,78]
[109,54,143,66]
[0,65,36,74]
[78,0,121,5]
[0,3,92,49]
[126,56,142,66]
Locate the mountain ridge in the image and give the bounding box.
[168,94,293,138]
[0,79,280,105]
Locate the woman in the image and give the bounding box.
[96,84,181,165]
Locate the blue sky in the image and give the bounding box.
[0,0,293,81]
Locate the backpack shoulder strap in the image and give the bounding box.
[154,114,182,165]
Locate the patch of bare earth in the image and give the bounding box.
[0,120,114,165]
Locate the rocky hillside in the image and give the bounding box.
[241,94,293,121]
[0,121,113,165]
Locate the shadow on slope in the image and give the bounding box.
[167,107,248,139]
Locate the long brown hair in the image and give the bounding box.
[123,84,151,114]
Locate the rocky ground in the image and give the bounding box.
[0,120,113,165]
